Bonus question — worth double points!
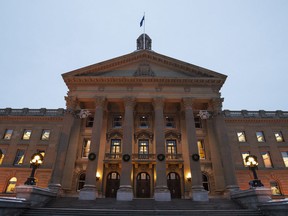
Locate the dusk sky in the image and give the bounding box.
[1,0,287,111]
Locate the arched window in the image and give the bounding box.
[6,177,17,193]
[77,173,85,191]
[202,173,209,191]
[270,181,282,195]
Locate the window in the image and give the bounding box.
[82,139,91,158]
[0,149,5,165]
[139,115,149,128]
[241,152,250,166]
[6,177,17,193]
[197,140,205,159]
[13,149,25,166]
[77,173,85,191]
[112,115,122,128]
[202,173,209,191]
[270,181,282,195]
[256,131,265,142]
[3,129,13,140]
[166,140,177,159]
[281,152,288,167]
[237,132,246,142]
[41,130,50,140]
[86,117,94,127]
[165,116,175,128]
[110,139,121,157]
[138,140,149,159]
[261,152,273,168]
[194,117,202,128]
[274,132,284,142]
[22,129,32,140]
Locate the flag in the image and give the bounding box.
[140,16,145,27]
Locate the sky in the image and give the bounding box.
[0,0,288,111]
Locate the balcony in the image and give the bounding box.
[104,153,122,161]
[132,154,155,162]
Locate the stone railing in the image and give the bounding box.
[132,154,156,160]
[0,108,65,116]
[104,153,122,160]
[223,110,288,119]
[166,154,183,161]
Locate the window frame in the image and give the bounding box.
[22,129,32,140]
[41,129,50,141]
[261,151,273,168]
[110,139,121,154]
[197,140,206,159]
[281,151,288,167]
[3,129,13,140]
[256,131,265,142]
[13,149,25,166]
[237,131,247,142]
[81,139,91,158]
[274,131,284,142]
[112,115,123,128]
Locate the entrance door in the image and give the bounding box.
[167,172,181,198]
[136,172,150,198]
[105,172,120,198]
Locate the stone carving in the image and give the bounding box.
[78,109,91,119]
[197,110,211,120]
[65,96,78,114]
[211,98,224,115]
[134,62,155,77]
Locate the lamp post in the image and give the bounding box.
[24,153,44,185]
[245,155,264,187]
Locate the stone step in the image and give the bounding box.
[21,208,263,216]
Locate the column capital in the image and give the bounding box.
[65,96,78,113]
[94,96,106,108]
[123,97,136,108]
[153,97,164,109]
[210,98,224,115]
[182,97,195,109]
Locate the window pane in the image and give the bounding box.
[194,117,202,128]
[41,130,50,140]
[86,117,94,127]
[270,181,282,195]
[237,132,246,142]
[22,130,32,140]
[0,149,5,165]
[111,139,121,154]
[261,152,273,168]
[3,129,13,140]
[165,116,175,128]
[112,115,122,128]
[139,115,149,128]
[281,152,288,167]
[242,152,250,166]
[6,177,17,193]
[82,139,91,158]
[13,150,25,165]
[274,132,284,142]
[197,140,205,159]
[256,131,265,142]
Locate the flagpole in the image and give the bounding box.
[143,12,145,49]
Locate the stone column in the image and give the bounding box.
[153,97,171,201]
[48,96,78,194]
[183,98,208,201]
[117,97,135,201]
[210,98,239,195]
[79,97,105,200]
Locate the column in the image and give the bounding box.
[48,96,78,194]
[153,97,171,201]
[117,97,135,201]
[79,97,105,200]
[183,98,208,201]
[210,98,239,194]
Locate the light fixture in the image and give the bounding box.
[24,153,44,185]
[245,155,264,187]
[187,172,191,182]
[96,172,101,181]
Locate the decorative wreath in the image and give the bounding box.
[122,154,130,162]
[88,153,96,161]
[157,154,165,161]
[192,154,200,161]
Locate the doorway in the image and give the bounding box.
[136,172,150,198]
[105,172,120,198]
[167,172,181,198]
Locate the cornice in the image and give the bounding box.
[224,118,288,124]
[0,116,64,122]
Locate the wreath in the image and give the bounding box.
[192,154,200,161]
[88,153,96,161]
[157,154,165,161]
[122,154,130,162]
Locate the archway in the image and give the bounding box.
[167,172,181,198]
[136,172,150,198]
[105,172,120,198]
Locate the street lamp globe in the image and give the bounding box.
[24,153,44,185]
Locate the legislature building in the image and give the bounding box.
[0,35,287,201]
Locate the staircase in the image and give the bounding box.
[21,197,263,216]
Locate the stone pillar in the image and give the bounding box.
[153,97,171,201]
[48,96,78,194]
[183,98,208,201]
[79,97,105,200]
[211,98,239,194]
[117,97,135,201]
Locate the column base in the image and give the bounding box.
[154,186,171,201]
[48,183,62,196]
[79,185,97,200]
[116,185,133,201]
[224,184,240,198]
[192,186,209,201]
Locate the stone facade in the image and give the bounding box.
[0,35,287,200]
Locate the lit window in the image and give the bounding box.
[6,177,17,193]
[82,139,91,158]
[22,129,32,140]
[237,132,246,142]
[0,149,5,165]
[138,140,149,159]
[112,115,122,128]
[165,116,175,128]
[261,152,273,168]
[139,115,149,128]
[270,181,282,195]
[41,130,50,140]
[77,173,85,191]
[241,152,250,166]
[86,117,94,127]
[197,140,205,159]
[281,152,288,167]
[13,149,25,166]
[166,140,177,159]
[274,132,284,142]
[194,117,202,128]
[3,129,13,140]
[256,131,265,142]
[110,139,121,156]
